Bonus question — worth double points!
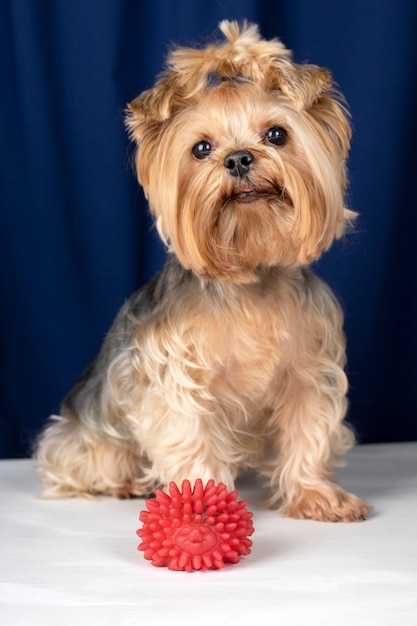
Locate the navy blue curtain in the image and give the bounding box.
[1,0,416,457]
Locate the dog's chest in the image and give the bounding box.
[194,283,294,404]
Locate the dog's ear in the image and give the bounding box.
[125,58,210,142]
[125,74,181,143]
[266,62,333,110]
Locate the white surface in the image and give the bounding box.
[0,443,416,626]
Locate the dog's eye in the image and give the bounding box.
[264,126,288,147]
[192,141,212,160]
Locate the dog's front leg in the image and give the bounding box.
[135,391,238,492]
[266,356,370,522]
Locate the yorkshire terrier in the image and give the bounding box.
[36,21,370,522]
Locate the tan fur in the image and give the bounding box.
[35,22,370,522]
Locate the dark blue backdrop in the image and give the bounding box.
[1,0,416,457]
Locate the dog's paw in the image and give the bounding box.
[285,486,371,522]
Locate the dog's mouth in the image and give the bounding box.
[218,183,290,214]
[229,183,269,203]
[229,189,265,204]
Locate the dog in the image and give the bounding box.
[35,21,370,522]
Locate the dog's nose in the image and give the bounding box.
[224,150,254,178]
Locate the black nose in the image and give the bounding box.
[224,150,254,178]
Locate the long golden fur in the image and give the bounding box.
[35,21,370,522]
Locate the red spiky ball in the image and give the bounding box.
[137,479,254,572]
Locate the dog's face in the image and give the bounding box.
[127,21,353,282]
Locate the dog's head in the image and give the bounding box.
[126,21,354,282]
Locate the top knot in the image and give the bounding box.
[126,20,334,134]
[167,20,292,86]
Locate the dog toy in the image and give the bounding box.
[137,479,254,571]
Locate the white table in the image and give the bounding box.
[0,443,416,625]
